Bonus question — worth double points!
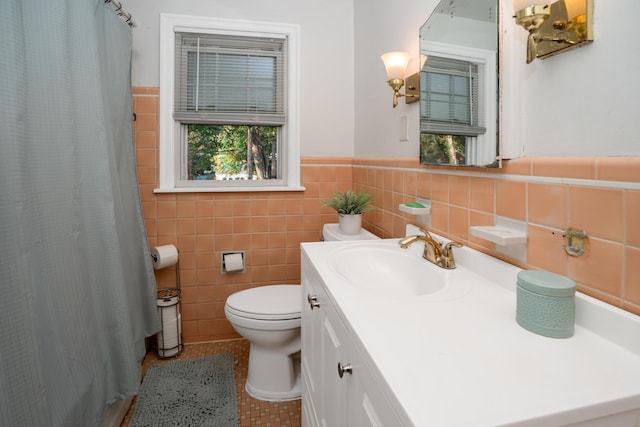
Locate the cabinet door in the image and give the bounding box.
[320,297,349,426]
[301,262,323,427]
[302,254,405,427]
[301,258,348,427]
[345,344,404,427]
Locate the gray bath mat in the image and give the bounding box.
[129,354,238,427]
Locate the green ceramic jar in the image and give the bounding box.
[516,270,576,339]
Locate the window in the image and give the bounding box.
[158,15,301,192]
[421,56,485,137]
[420,56,486,165]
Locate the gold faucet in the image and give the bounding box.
[399,227,462,269]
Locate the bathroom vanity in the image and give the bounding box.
[300,227,640,426]
[301,253,408,426]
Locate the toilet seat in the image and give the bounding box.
[225,285,301,320]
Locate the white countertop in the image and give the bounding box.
[301,237,640,426]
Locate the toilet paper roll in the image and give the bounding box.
[157,297,182,357]
[157,293,180,307]
[157,314,182,357]
[151,244,178,270]
[223,253,244,273]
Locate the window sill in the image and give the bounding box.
[153,185,306,194]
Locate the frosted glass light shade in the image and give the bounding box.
[406,54,428,75]
[380,52,410,81]
[513,0,531,11]
[512,0,549,12]
[564,0,586,19]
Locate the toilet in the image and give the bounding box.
[224,284,301,401]
[224,224,380,401]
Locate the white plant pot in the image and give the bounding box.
[338,213,362,235]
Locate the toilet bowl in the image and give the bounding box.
[224,225,380,401]
[224,284,302,401]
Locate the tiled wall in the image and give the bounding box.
[353,157,640,317]
[134,87,640,342]
[133,88,355,342]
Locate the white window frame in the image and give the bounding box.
[422,41,497,166]
[158,14,302,192]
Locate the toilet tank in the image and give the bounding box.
[322,223,380,241]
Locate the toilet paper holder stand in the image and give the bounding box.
[151,248,181,292]
[152,247,184,358]
[156,287,183,358]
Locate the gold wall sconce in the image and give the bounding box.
[512,0,593,63]
[380,52,425,108]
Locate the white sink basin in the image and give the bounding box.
[329,243,472,300]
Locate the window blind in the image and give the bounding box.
[420,56,486,136]
[174,32,287,126]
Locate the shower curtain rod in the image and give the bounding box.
[105,0,134,26]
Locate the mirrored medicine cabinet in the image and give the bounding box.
[419,0,499,167]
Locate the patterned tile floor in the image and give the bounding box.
[121,339,302,427]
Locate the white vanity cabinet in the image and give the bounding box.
[301,252,405,427]
[301,235,640,426]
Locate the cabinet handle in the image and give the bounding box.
[337,362,352,378]
[307,294,320,309]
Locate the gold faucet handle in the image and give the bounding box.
[442,241,463,255]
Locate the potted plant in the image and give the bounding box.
[323,190,374,235]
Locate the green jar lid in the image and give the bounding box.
[517,270,576,297]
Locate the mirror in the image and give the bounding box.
[419,0,498,167]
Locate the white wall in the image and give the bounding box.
[123,0,355,157]
[353,0,640,158]
[424,15,496,51]
[519,0,640,156]
[125,0,640,159]
[353,0,439,158]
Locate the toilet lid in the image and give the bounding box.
[322,223,380,241]
[226,285,301,320]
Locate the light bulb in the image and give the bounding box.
[564,0,586,20]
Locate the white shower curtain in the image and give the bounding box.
[0,1,161,426]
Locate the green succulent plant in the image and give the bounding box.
[323,190,374,215]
